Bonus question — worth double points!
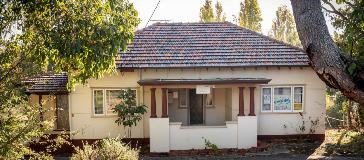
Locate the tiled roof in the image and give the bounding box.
[23,73,68,94]
[117,22,309,68]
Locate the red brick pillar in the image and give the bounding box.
[238,87,245,116]
[249,87,256,116]
[161,88,168,118]
[150,88,157,118]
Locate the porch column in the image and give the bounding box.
[238,87,245,116]
[150,88,157,118]
[249,87,256,116]
[161,88,168,118]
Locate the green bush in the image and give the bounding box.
[71,138,139,160]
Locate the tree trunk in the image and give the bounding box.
[290,0,364,106]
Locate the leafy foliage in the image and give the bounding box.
[215,1,226,22]
[323,0,364,79]
[199,0,226,22]
[238,0,263,32]
[0,100,53,159]
[268,5,301,47]
[324,0,364,128]
[0,0,139,158]
[72,138,139,160]
[203,138,222,155]
[113,89,147,138]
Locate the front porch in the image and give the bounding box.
[138,78,271,153]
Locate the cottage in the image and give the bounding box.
[27,22,326,153]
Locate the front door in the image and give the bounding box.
[189,89,204,125]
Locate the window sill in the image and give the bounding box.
[260,111,305,114]
[91,115,118,118]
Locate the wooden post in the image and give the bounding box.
[249,87,256,116]
[150,88,157,118]
[238,87,245,116]
[161,88,168,118]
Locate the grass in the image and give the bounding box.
[312,129,364,157]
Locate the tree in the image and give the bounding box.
[323,0,364,128]
[200,0,214,22]
[113,89,147,138]
[268,5,301,47]
[238,0,263,32]
[0,0,139,158]
[199,0,226,22]
[289,0,364,106]
[215,1,226,22]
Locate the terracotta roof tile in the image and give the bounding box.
[117,22,308,68]
[23,73,68,94]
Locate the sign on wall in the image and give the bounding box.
[196,85,211,94]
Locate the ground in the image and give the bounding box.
[54,129,364,160]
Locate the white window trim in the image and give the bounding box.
[92,88,138,116]
[260,85,305,113]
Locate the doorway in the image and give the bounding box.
[189,89,204,125]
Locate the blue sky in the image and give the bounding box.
[130,0,336,35]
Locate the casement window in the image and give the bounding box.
[204,89,214,108]
[93,89,137,116]
[261,86,304,112]
[178,89,188,108]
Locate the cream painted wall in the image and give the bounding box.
[29,94,57,130]
[69,71,145,139]
[205,88,226,125]
[169,122,238,150]
[68,67,326,139]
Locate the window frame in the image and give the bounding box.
[260,85,305,113]
[92,88,138,116]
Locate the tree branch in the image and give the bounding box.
[322,0,348,21]
[342,0,355,7]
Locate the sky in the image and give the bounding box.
[130,0,336,35]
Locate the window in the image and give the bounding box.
[93,89,137,116]
[261,88,272,111]
[274,87,292,112]
[105,90,123,115]
[293,87,304,111]
[204,89,214,108]
[261,86,304,112]
[178,89,187,108]
[94,90,104,114]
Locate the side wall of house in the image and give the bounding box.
[68,67,326,139]
[29,94,57,130]
[69,72,143,139]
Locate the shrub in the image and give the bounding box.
[71,138,139,160]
